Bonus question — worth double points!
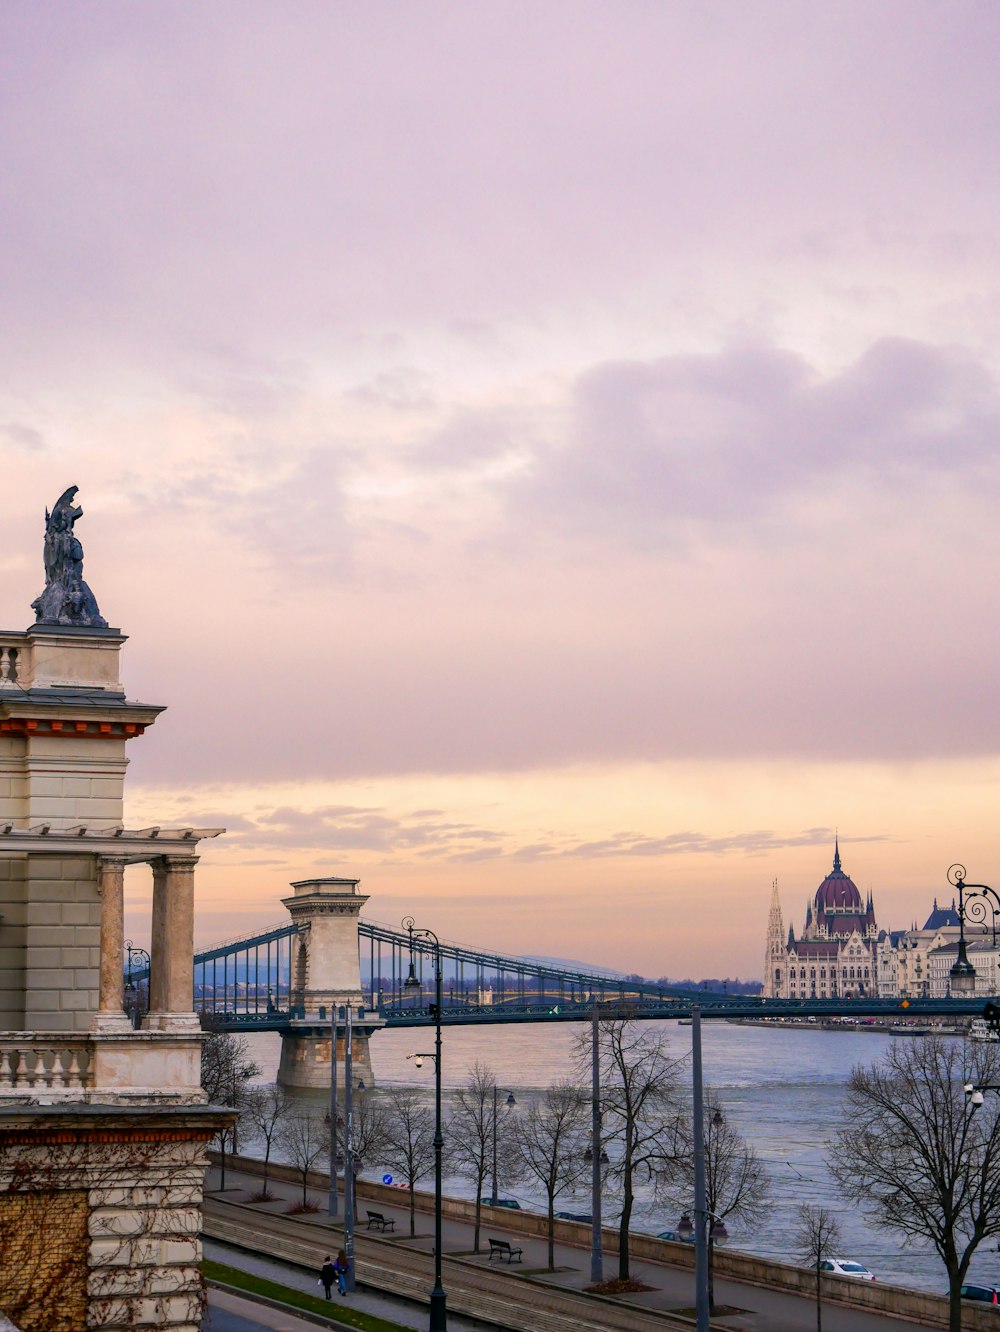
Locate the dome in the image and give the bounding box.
[813,840,863,914]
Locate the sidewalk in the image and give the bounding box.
[204,1162,919,1332]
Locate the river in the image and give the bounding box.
[236,1020,1000,1296]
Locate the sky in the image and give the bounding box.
[2,1,1000,978]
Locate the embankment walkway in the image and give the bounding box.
[203,1156,990,1332]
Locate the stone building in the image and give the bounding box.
[0,489,230,1331]
[763,842,880,999]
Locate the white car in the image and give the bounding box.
[820,1258,876,1281]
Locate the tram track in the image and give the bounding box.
[203,1196,702,1332]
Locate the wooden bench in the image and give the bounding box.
[366,1210,395,1232]
[487,1237,523,1263]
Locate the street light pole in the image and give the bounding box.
[490,1084,516,1207]
[329,1003,339,1219]
[692,1004,710,1332]
[948,864,1000,997]
[344,1004,356,1294]
[590,1001,603,1284]
[404,916,447,1332]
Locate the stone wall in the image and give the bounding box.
[1,1104,231,1331]
[0,1187,88,1331]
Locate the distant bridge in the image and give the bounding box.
[169,918,995,1029]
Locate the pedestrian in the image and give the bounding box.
[334,1247,349,1296]
[319,1254,336,1299]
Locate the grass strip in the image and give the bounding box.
[203,1258,413,1332]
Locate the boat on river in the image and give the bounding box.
[969,1017,999,1042]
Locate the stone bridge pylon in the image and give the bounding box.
[276,876,385,1090]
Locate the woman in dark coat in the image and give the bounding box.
[320,1255,337,1299]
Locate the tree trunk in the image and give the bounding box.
[708,1234,715,1311]
[219,1137,227,1190]
[949,1269,964,1332]
[409,1186,416,1237]
[618,1179,633,1280]
[547,1194,556,1271]
[815,1262,822,1332]
[474,1194,482,1254]
[301,1171,308,1208]
[262,1145,271,1193]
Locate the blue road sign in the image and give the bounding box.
[382,1174,393,1185]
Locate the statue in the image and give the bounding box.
[30,486,108,628]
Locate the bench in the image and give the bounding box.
[366,1210,395,1233]
[488,1237,523,1263]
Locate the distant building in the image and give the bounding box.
[763,841,879,999]
[763,852,992,999]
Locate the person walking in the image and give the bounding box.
[319,1255,336,1299]
[334,1248,349,1296]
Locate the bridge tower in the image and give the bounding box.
[276,876,385,1090]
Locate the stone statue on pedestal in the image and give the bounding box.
[30,485,108,628]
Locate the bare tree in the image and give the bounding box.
[200,1026,262,1189]
[449,1062,519,1253]
[832,1036,1000,1332]
[514,1081,590,1270]
[589,1016,688,1280]
[701,1097,770,1310]
[278,1111,330,1210]
[793,1204,843,1332]
[381,1088,436,1236]
[351,1089,390,1179]
[242,1085,291,1197]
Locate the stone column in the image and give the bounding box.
[148,857,169,1017]
[91,855,132,1033]
[145,855,200,1032]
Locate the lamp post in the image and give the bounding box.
[947,865,1000,997]
[344,1003,356,1294]
[329,1003,339,1219]
[403,916,447,1332]
[965,1082,1000,1109]
[691,1004,710,1332]
[490,1085,516,1206]
[124,940,150,1029]
[589,1001,603,1284]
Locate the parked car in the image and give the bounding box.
[819,1259,876,1281]
[480,1197,521,1210]
[554,1211,592,1223]
[961,1284,1000,1305]
[658,1230,694,1244]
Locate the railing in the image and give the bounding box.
[0,634,25,686]
[0,1036,94,1094]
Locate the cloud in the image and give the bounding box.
[1,422,44,451]
[508,338,1000,543]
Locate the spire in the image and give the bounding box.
[833,835,842,874]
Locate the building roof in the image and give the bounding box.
[923,897,961,930]
[814,838,864,915]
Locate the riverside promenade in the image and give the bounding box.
[202,1158,981,1332]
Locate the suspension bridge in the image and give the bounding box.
[120,875,998,1089]
[174,916,990,1027]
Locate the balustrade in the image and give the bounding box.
[0,1036,94,1095]
[0,641,20,685]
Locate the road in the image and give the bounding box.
[204,1161,946,1332]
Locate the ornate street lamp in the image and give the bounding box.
[124,940,150,1028]
[490,1087,516,1207]
[947,865,1000,997]
[403,916,447,1332]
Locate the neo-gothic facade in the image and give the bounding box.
[761,847,987,999]
[763,842,880,999]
